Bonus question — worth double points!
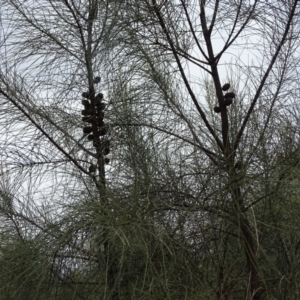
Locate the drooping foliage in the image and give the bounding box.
[0,1,300,299]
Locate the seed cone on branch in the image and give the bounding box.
[95,93,103,100]
[222,83,230,91]
[235,161,242,170]
[104,158,110,164]
[82,100,90,106]
[214,106,221,113]
[93,76,101,84]
[83,126,93,134]
[81,109,93,116]
[89,164,97,173]
[94,93,103,105]
[224,98,233,106]
[88,134,95,141]
[99,126,108,136]
[103,148,110,155]
[224,92,235,99]
[82,91,92,99]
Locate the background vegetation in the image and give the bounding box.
[0,1,300,299]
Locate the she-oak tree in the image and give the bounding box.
[0,1,300,299]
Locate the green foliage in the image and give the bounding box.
[0,1,300,299]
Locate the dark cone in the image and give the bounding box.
[104,158,110,164]
[82,100,90,106]
[87,134,95,141]
[224,92,235,99]
[81,109,93,116]
[89,164,97,173]
[82,92,91,99]
[99,126,108,136]
[83,126,93,134]
[94,93,103,105]
[222,83,230,91]
[96,93,103,100]
[214,106,221,113]
[97,103,106,110]
[224,98,233,106]
[103,148,110,155]
[235,161,242,170]
[93,76,101,84]
[81,110,89,116]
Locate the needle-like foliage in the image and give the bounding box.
[0,1,300,299]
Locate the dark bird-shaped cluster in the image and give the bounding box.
[222,83,230,91]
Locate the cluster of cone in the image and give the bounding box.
[214,83,235,113]
[81,76,110,173]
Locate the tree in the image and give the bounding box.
[0,0,300,299]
